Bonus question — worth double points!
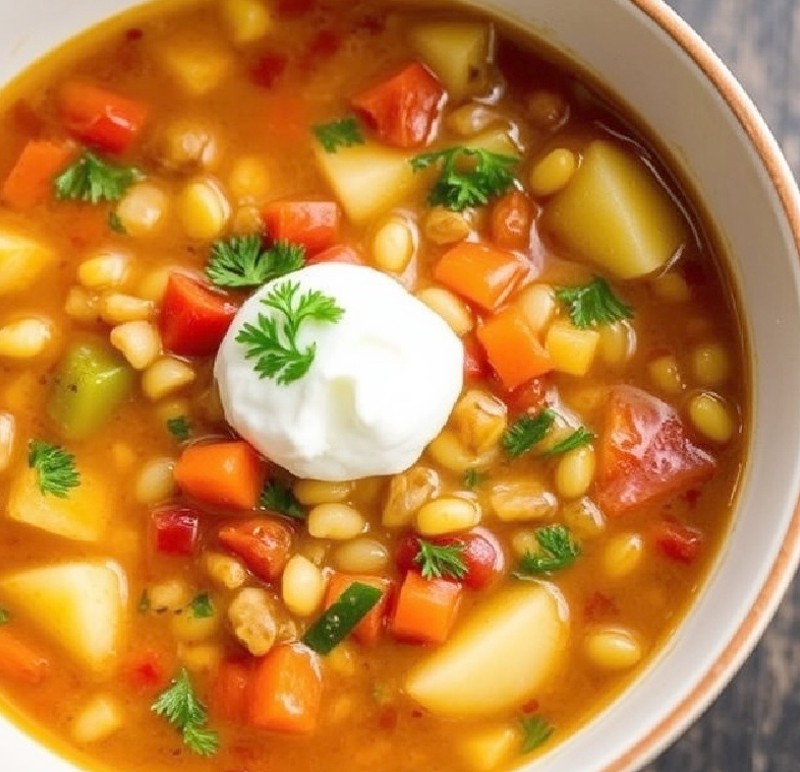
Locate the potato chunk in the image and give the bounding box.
[0,561,127,673]
[542,140,687,279]
[7,466,110,542]
[405,582,567,718]
[408,21,494,102]
[0,225,55,295]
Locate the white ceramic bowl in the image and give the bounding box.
[2,1,800,770]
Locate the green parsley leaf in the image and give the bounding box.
[0,608,9,625]
[463,468,484,490]
[502,410,556,457]
[411,147,518,211]
[515,525,580,577]
[54,150,143,204]
[236,279,345,385]
[544,426,595,457]
[555,277,633,329]
[414,539,468,581]
[520,715,554,754]
[189,593,214,619]
[312,116,365,153]
[205,235,306,289]
[108,210,127,234]
[28,440,80,498]
[166,416,192,442]
[260,480,306,520]
[138,590,151,614]
[152,668,219,757]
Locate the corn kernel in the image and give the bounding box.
[115,182,169,237]
[372,216,415,274]
[142,357,196,400]
[687,392,736,444]
[0,317,52,359]
[110,321,161,370]
[100,293,154,325]
[178,176,231,240]
[648,354,684,395]
[529,148,578,197]
[221,0,272,44]
[691,342,731,387]
[77,250,130,290]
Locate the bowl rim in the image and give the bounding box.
[602,1,800,769]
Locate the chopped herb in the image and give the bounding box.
[54,150,142,204]
[138,590,151,614]
[544,426,595,457]
[520,715,554,754]
[152,668,219,757]
[556,277,633,329]
[303,582,382,655]
[205,235,306,289]
[502,410,556,458]
[411,146,518,211]
[313,116,365,153]
[236,279,345,385]
[515,525,580,577]
[189,593,214,619]
[108,210,127,234]
[0,608,9,625]
[166,416,192,442]
[260,479,306,520]
[463,468,484,489]
[28,440,80,498]
[414,539,468,581]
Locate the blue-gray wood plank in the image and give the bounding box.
[649,1,800,771]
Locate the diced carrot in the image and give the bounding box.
[175,441,266,510]
[159,272,239,357]
[391,572,462,645]
[596,386,717,516]
[211,659,254,723]
[306,244,364,266]
[0,628,49,685]
[262,200,340,255]
[352,61,445,149]
[59,81,148,154]
[477,306,553,390]
[218,518,293,582]
[250,643,323,734]
[1,140,75,210]
[462,332,491,381]
[434,242,527,312]
[324,574,393,646]
[491,190,534,250]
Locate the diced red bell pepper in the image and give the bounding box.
[504,375,551,415]
[159,272,239,357]
[352,62,445,149]
[654,520,703,563]
[462,333,491,381]
[250,53,288,89]
[595,386,717,516]
[306,244,364,266]
[59,81,148,154]
[123,648,171,693]
[218,518,293,582]
[151,505,200,556]
[211,659,254,723]
[262,200,340,256]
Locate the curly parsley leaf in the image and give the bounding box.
[236,279,345,385]
[515,525,580,577]
[260,479,306,520]
[152,668,219,757]
[411,146,518,211]
[205,235,306,289]
[54,150,142,204]
[520,715,554,754]
[414,539,468,581]
[166,416,192,442]
[313,116,365,153]
[556,277,633,329]
[28,440,80,498]
[502,410,556,458]
[544,426,595,457]
[189,593,214,619]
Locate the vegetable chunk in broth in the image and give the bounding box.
[0,0,746,771]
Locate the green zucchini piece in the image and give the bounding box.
[302,582,382,655]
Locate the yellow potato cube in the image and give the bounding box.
[545,320,600,376]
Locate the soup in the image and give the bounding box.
[0,0,746,771]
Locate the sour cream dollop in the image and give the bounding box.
[215,263,464,481]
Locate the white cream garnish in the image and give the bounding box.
[215,263,464,481]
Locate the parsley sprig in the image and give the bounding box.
[54,150,142,204]
[411,146,518,211]
[556,277,633,329]
[515,525,580,577]
[414,539,468,581]
[260,479,306,520]
[205,235,306,289]
[166,416,192,442]
[544,426,595,457]
[28,440,80,498]
[236,279,345,385]
[520,715,554,754]
[502,410,556,457]
[152,668,219,756]
[313,116,365,153]
[189,593,214,619]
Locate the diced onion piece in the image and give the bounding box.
[71,694,124,744]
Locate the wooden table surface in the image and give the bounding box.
[647,1,800,770]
